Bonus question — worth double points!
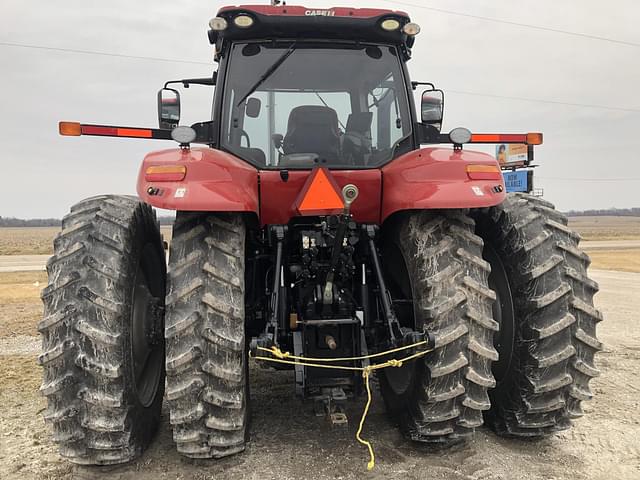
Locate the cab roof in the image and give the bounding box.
[211,5,414,50]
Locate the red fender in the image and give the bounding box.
[137,147,259,214]
[381,147,506,222]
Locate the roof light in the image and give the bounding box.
[381,19,401,31]
[145,165,187,182]
[209,17,228,31]
[234,15,254,28]
[403,22,421,36]
[449,127,472,145]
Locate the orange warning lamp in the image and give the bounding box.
[295,168,344,216]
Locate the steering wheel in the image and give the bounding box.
[240,129,251,148]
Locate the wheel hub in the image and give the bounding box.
[131,263,164,408]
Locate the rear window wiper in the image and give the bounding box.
[236,44,296,106]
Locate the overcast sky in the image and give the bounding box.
[1,0,639,218]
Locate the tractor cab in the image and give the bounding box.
[181,6,424,168]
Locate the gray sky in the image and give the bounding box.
[1,0,639,218]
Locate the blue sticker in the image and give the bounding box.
[503,170,529,193]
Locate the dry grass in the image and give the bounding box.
[569,216,640,241]
[587,248,640,273]
[0,271,46,337]
[0,227,59,255]
[0,225,173,256]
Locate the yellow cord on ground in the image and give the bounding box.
[251,340,432,470]
[357,368,375,470]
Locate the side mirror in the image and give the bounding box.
[421,89,444,132]
[158,88,180,129]
[246,98,261,118]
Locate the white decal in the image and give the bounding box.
[305,9,335,16]
[472,186,484,196]
[174,187,186,198]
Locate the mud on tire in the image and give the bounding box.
[512,194,603,418]
[379,211,497,445]
[474,193,602,436]
[39,195,166,465]
[165,213,249,458]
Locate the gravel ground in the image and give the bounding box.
[0,269,638,480]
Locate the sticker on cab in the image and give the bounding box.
[174,188,186,198]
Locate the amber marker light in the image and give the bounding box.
[466,164,502,180]
[145,165,187,182]
[59,121,82,136]
[527,132,543,145]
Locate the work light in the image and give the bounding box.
[209,17,228,31]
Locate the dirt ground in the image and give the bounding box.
[0,221,639,479]
[568,216,640,241]
[0,265,639,480]
[0,228,60,255]
[0,226,172,256]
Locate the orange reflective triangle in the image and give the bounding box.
[296,167,344,215]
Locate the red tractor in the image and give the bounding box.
[42,4,602,466]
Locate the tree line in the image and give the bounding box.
[564,207,640,217]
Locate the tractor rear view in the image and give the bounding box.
[41,3,602,468]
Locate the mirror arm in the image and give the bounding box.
[412,81,435,91]
[164,73,217,89]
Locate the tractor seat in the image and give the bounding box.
[282,105,340,164]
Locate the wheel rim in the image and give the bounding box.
[382,240,417,396]
[483,242,515,384]
[131,244,164,407]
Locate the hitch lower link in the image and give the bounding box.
[364,224,435,352]
[251,225,286,356]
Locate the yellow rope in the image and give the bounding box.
[357,368,375,470]
[257,340,428,362]
[252,340,432,470]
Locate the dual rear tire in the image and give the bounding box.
[379,193,602,444]
[40,193,602,463]
[40,199,249,464]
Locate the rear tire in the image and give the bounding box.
[379,211,497,445]
[511,194,603,418]
[473,193,598,437]
[165,213,249,458]
[39,195,166,465]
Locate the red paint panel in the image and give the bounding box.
[259,169,381,226]
[137,147,259,214]
[381,148,506,222]
[218,5,407,18]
